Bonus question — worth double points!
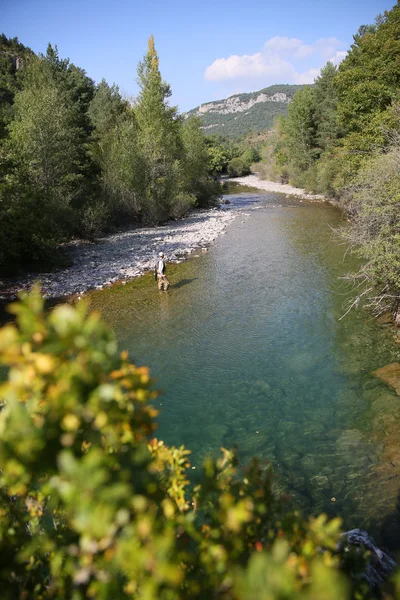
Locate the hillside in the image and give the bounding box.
[187,84,307,138]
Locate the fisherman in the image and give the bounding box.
[154,251,170,291]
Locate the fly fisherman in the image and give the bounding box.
[154,252,170,291]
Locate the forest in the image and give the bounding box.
[0,35,219,276]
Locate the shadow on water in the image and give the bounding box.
[173,278,197,289]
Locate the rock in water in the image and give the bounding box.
[372,363,400,396]
[341,529,396,589]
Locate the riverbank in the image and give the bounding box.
[226,174,326,201]
[0,207,238,301]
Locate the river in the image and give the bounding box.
[85,185,400,548]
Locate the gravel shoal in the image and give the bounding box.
[0,208,238,300]
[227,174,325,201]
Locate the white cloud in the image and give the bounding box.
[328,50,347,66]
[263,37,314,59]
[315,37,344,59]
[205,52,297,82]
[295,68,322,85]
[204,36,346,88]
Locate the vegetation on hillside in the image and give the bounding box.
[187,85,305,138]
[0,35,219,276]
[264,1,400,319]
[0,288,395,599]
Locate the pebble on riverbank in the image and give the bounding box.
[0,207,238,301]
[226,174,326,202]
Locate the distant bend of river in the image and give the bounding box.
[87,185,400,549]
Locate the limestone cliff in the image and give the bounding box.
[187,84,307,138]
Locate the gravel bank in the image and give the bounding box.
[227,174,326,201]
[0,208,238,301]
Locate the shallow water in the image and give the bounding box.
[86,188,400,548]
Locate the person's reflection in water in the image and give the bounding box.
[159,289,170,324]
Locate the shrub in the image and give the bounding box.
[340,147,400,318]
[0,289,374,599]
[227,157,250,177]
[79,201,109,239]
[0,182,71,275]
[169,192,196,219]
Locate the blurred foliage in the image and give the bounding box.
[0,288,386,599]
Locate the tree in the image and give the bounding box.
[280,86,318,186]
[8,56,81,196]
[134,36,186,223]
[333,4,400,167]
[340,143,400,319]
[227,157,250,177]
[101,113,147,221]
[0,56,84,271]
[0,35,33,140]
[313,62,341,153]
[88,79,127,140]
[181,116,219,207]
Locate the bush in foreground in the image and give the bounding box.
[0,289,389,599]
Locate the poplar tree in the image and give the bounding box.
[134,36,185,223]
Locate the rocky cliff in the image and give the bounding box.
[187,84,306,138]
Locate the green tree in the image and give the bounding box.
[0,56,84,271]
[43,44,98,212]
[88,79,127,140]
[134,35,186,223]
[0,35,33,140]
[181,116,220,207]
[8,56,81,195]
[281,86,318,185]
[206,142,229,174]
[227,156,250,177]
[332,4,400,184]
[340,143,400,318]
[102,113,147,221]
[314,62,341,153]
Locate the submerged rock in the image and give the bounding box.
[341,529,396,589]
[373,363,400,396]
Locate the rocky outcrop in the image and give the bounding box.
[186,84,306,137]
[373,363,400,396]
[196,92,291,116]
[342,529,396,589]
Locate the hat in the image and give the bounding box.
[159,252,164,257]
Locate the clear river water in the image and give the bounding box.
[86,185,400,549]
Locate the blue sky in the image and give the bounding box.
[2,0,395,111]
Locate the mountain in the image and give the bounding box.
[187,84,306,138]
